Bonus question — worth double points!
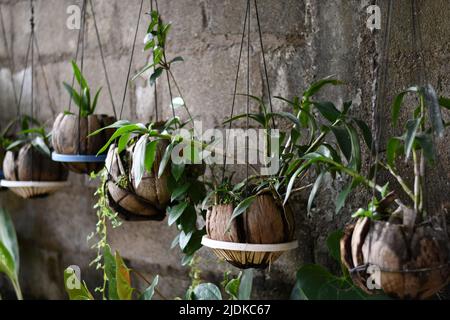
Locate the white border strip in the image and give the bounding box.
[0,180,71,188]
[202,236,298,252]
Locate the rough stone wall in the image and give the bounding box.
[0,0,448,300]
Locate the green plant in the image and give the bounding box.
[87,169,122,294]
[204,77,368,221]
[5,117,52,157]
[91,118,207,265]
[64,245,160,300]
[292,231,389,300]
[299,85,450,219]
[63,60,102,117]
[187,269,254,301]
[0,208,22,300]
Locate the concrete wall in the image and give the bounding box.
[0,0,449,299]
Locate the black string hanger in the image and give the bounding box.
[222,0,276,184]
[68,0,117,119]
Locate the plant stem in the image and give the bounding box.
[12,279,23,300]
[413,149,421,215]
[381,163,416,203]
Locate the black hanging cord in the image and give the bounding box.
[77,0,87,154]
[0,5,19,110]
[68,0,87,113]
[369,0,394,200]
[254,0,275,129]
[150,0,159,121]
[245,0,251,194]
[119,0,145,119]
[221,0,250,183]
[89,0,118,119]
[30,0,35,179]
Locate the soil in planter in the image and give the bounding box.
[341,206,450,299]
[52,113,116,174]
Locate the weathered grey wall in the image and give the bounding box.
[0,0,449,300]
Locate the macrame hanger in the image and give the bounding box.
[0,5,19,113]
[119,0,145,120]
[221,0,275,184]
[369,0,393,201]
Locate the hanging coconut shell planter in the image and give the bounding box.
[0,3,69,199]
[1,143,69,199]
[51,0,117,176]
[203,194,298,269]
[341,203,450,300]
[52,112,115,175]
[104,140,170,222]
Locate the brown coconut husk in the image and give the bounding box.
[3,144,68,182]
[52,113,116,174]
[104,140,170,222]
[341,203,450,299]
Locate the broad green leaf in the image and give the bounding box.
[158,143,174,178]
[115,252,133,300]
[171,183,191,202]
[227,196,257,230]
[405,118,421,160]
[180,205,197,233]
[295,264,334,300]
[0,208,19,273]
[97,124,147,155]
[330,126,352,162]
[193,283,222,300]
[144,140,159,173]
[149,67,164,86]
[91,88,102,114]
[225,278,240,300]
[132,135,148,187]
[171,162,185,182]
[182,230,205,257]
[304,77,343,99]
[63,267,94,301]
[335,179,359,214]
[392,86,420,126]
[238,269,253,300]
[416,134,435,164]
[424,84,444,137]
[439,96,450,109]
[169,56,184,64]
[307,173,325,215]
[103,245,119,300]
[140,275,159,300]
[118,132,131,154]
[179,231,193,251]
[326,230,344,262]
[353,119,373,150]
[312,101,341,122]
[345,124,361,171]
[63,82,84,110]
[71,60,88,89]
[167,202,188,226]
[387,137,402,167]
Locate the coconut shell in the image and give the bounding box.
[206,194,295,244]
[341,207,450,299]
[2,144,68,182]
[104,143,168,221]
[52,113,116,174]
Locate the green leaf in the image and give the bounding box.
[335,179,359,214]
[345,124,361,171]
[171,183,191,202]
[193,283,222,300]
[225,278,240,300]
[307,173,325,215]
[91,88,102,114]
[330,127,352,162]
[353,119,373,150]
[312,101,341,122]
[169,56,184,64]
[267,111,301,128]
[416,134,435,164]
[387,137,402,168]
[89,120,132,137]
[149,67,164,86]
[31,137,51,157]
[171,162,185,182]
[424,84,444,137]
[405,118,421,160]
[158,143,174,178]
[118,132,132,154]
[115,252,133,300]
[103,245,119,300]
[439,96,450,109]
[63,267,93,300]
[144,140,159,173]
[179,231,193,251]
[392,86,420,126]
[97,124,147,155]
[295,264,334,300]
[326,230,344,262]
[133,62,156,81]
[168,202,188,226]
[0,208,19,273]
[238,269,253,300]
[284,159,315,205]
[304,77,343,99]
[131,135,148,187]
[63,82,84,110]
[71,60,88,89]
[141,275,159,300]
[180,205,197,233]
[227,196,257,230]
